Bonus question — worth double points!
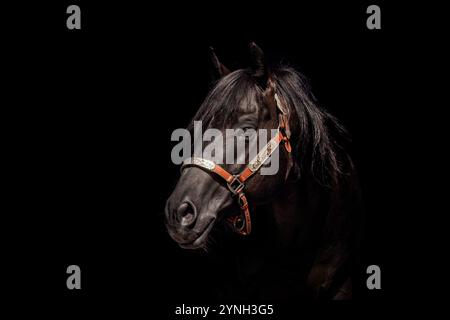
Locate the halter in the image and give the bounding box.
[181,94,292,236]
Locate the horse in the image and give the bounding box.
[164,42,363,300]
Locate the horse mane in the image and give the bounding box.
[272,67,351,187]
[189,66,351,188]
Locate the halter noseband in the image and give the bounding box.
[181,94,292,236]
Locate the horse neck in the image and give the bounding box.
[268,180,303,247]
[267,171,330,249]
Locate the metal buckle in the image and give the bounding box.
[227,176,244,195]
[233,215,245,232]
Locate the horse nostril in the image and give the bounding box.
[177,201,197,227]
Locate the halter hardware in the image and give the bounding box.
[227,176,245,195]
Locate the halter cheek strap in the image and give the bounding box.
[180,93,292,236]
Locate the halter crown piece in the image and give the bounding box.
[181,93,292,235]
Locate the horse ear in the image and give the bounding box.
[209,47,230,81]
[248,42,268,88]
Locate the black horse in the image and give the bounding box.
[165,43,363,300]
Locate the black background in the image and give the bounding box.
[5,0,431,316]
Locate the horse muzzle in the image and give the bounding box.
[165,197,216,249]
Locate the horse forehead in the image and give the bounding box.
[237,93,260,114]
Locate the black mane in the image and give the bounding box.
[190,66,351,187]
